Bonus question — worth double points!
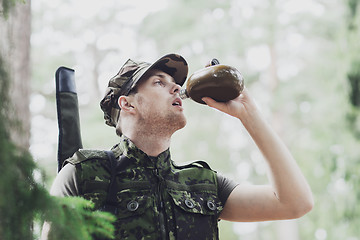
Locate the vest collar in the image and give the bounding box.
[112,135,171,171]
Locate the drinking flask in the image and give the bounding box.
[179,59,245,104]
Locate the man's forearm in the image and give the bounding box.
[240,106,314,215]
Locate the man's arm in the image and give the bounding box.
[49,163,79,197]
[40,164,79,240]
[202,88,314,222]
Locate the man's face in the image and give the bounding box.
[131,69,187,135]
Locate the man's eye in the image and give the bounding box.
[155,80,164,86]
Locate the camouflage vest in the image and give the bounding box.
[65,137,223,240]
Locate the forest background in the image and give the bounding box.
[1,0,360,239]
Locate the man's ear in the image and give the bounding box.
[118,96,135,113]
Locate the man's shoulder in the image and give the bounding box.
[65,149,109,165]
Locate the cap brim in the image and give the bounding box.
[130,53,188,91]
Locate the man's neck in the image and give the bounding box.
[124,131,172,157]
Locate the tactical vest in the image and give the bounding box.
[65,140,223,240]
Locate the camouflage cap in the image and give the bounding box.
[100,53,188,127]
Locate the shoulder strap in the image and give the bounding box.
[191,160,212,169]
[101,151,130,214]
[173,160,212,170]
[62,149,107,167]
[101,151,118,214]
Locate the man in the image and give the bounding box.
[42,53,313,239]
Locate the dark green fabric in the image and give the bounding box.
[57,91,82,170]
[65,136,223,240]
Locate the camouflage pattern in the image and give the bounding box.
[100,54,188,128]
[65,136,223,240]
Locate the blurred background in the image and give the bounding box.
[1,0,360,239]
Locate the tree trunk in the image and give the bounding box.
[0,0,32,150]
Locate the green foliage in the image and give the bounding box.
[0,54,116,240]
[347,59,360,109]
[346,0,360,139]
[347,0,359,23]
[45,197,116,240]
[0,56,10,131]
[0,137,47,239]
[0,54,46,239]
[1,0,23,18]
[0,17,115,239]
[347,0,360,108]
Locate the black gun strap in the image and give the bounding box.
[102,151,131,214]
[102,150,119,214]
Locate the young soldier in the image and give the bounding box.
[42,54,313,239]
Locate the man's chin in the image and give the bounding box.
[172,116,186,132]
[178,120,187,130]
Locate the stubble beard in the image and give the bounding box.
[138,110,186,137]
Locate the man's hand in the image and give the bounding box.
[201,87,254,120]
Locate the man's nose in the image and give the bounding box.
[171,83,181,94]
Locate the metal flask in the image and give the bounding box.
[179,59,245,104]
